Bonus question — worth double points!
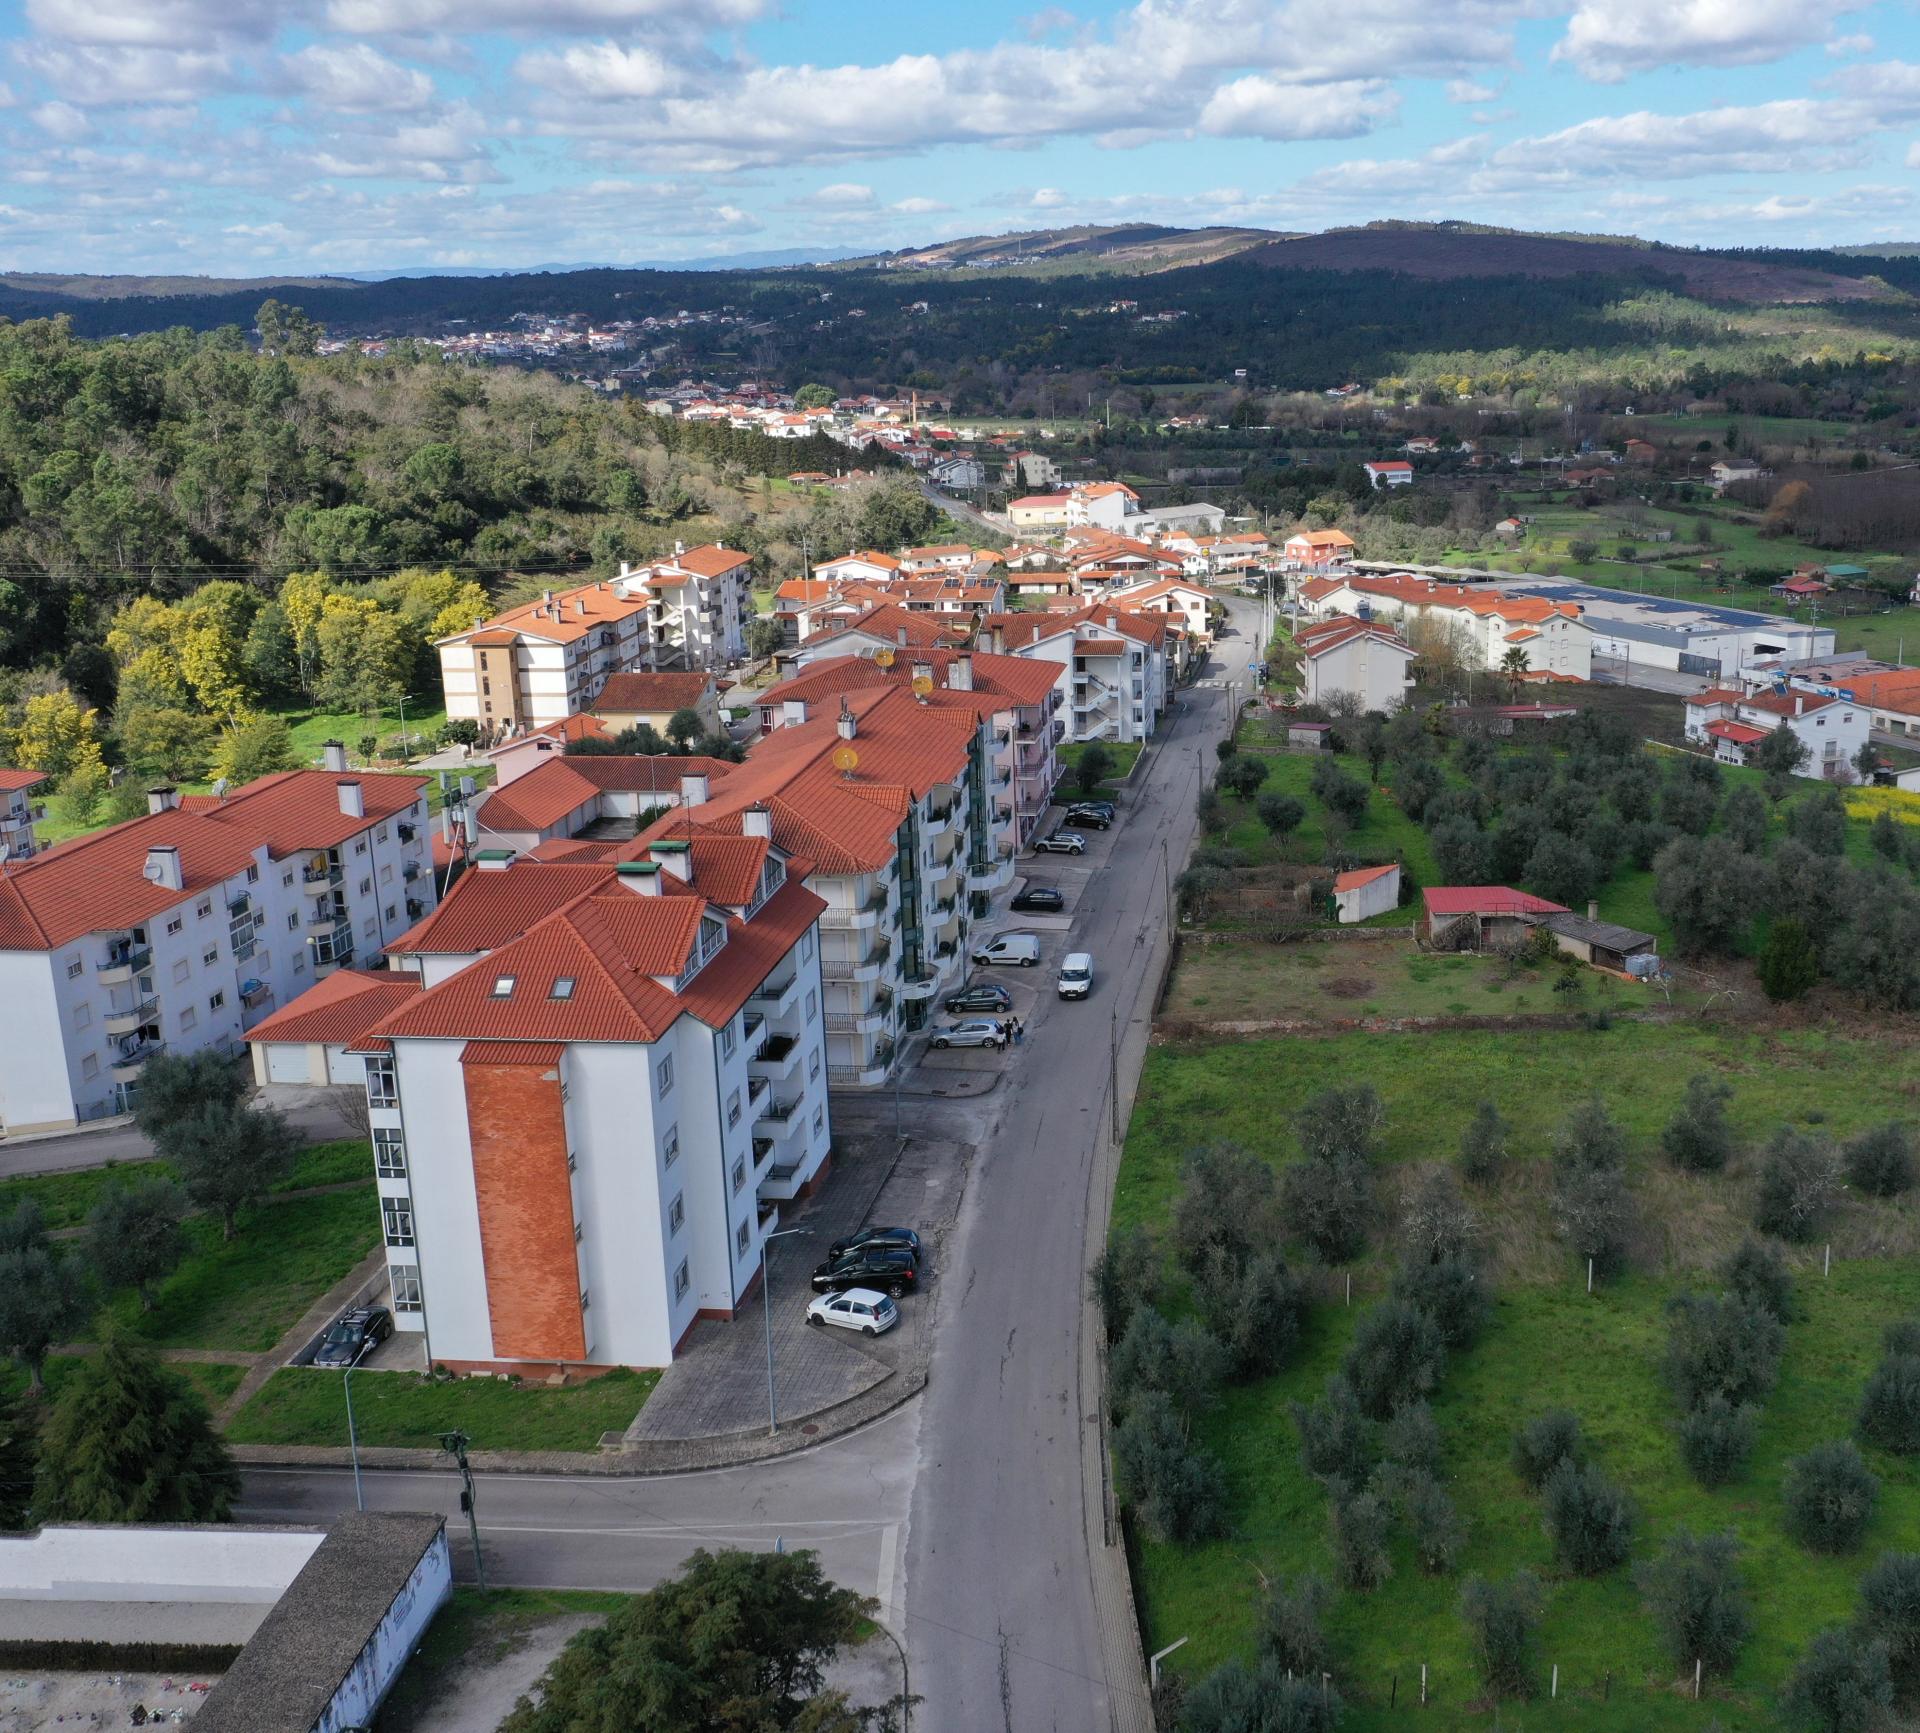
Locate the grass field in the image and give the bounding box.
[0,1352,248,1409]
[226,1365,660,1451]
[1118,1027,1920,1725]
[1061,739,1144,790]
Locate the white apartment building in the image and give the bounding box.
[251,831,831,1370]
[1066,483,1139,532]
[0,770,48,860]
[1296,617,1419,712]
[1684,685,1869,777]
[0,754,433,1135]
[1299,573,1594,683]
[985,607,1173,744]
[617,543,754,671]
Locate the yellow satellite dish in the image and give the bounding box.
[832,746,859,774]
[911,675,935,699]
[873,647,896,668]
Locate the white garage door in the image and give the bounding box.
[265,1045,310,1085]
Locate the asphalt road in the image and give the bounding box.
[0,1095,355,1179]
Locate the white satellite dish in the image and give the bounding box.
[209,778,230,799]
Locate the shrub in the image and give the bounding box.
[1292,1377,1372,1485]
[1456,1100,1508,1185]
[1107,1307,1228,1421]
[1551,1095,1629,1177]
[1281,1154,1372,1263]
[1257,1574,1331,1680]
[1551,1164,1635,1278]
[1171,1144,1283,1271]
[1660,1075,1736,1173]
[1721,1237,1796,1323]
[1254,791,1306,839]
[1295,1083,1386,1167]
[1329,1487,1393,1591]
[1754,1126,1844,1243]
[1857,1338,1920,1456]
[1664,1293,1784,1411]
[1635,1529,1752,1676]
[1088,1224,1159,1340]
[1459,1571,1542,1699]
[1216,754,1269,800]
[1857,1553,1920,1689]
[1194,1247,1307,1382]
[1781,1628,1893,1733]
[1406,1471,1467,1575]
[1309,758,1370,827]
[1783,1440,1879,1554]
[1541,1459,1636,1576]
[1759,917,1821,1003]
[1399,1166,1478,1266]
[1342,1300,1447,1421]
[1180,1659,1341,1733]
[1679,1396,1760,1488]
[1113,1395,1230,1547]
[1511,1410,1586,1490]
[1845,1122,1915,1199]
[1392,1254,1487,1350]
[1196,788,1226,834]
[1384,1400,1442,1474]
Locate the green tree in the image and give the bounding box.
[1788,786,1849,856]
[1754,1125,1842,1243]
[666,707,705,752]
[1459,1571,1542,1699]
[314,600,412,720]
[1113,1393,1229,1546]
[1653,834,1755,956]
[1635,1530,1751,1677]
[31,1334,239,1523]
[1720,783,1769,853]
[212,714,299,785]
[1660,1074,1736,1173]
[1215,754,1268,800]
[1754,724,1811,800]
[1541,1459,1635,1575]
[1759,917,1821,1003]
[1782,1629,1892,1733]
[163,1102,302,1240]
[1845,1122,1914,1198]
[501,1547,877,1733]
[57,756,110,829]
[87,1178,188,1312]
[1783,1440,1879,1554]
[1857,1554,1920,1696]
[1456,1100,1508,1185]
[0,1245,91,1394]
[117,704,217,782]
[1074,742,1115,797]
[14,690,105,784]
[1254,791,1306,839]
[793,384,837,411]
[748,616,787,659]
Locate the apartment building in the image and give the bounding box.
[0,770,48,860]
[791,603,973,663]
[473,758,737,854]
[982,607,1172,744]
[1297,617,1419,712]
[1066,482,1139,532]
[256,830,830,1370]
[0,754,432,1135]
[1106,576,1215,648]
[1300,573,1595,682]
[616,543,755,671]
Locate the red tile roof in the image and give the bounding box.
[592,672,715,714]
[440,580,649,647]
[1705,720,1770,745]
[1738,689,1838,718]
[1423,886,1568,918]
[1335,864,1398,893]
[177,770,427,855]
[762,648,1058,711]
[0,769,47,795]
[245,968,424,1047]
[478,755,734,834]
[385,862,615,956]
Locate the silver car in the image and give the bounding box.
[931,1018,1009,1050]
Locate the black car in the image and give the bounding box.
[312,1305,393,1368]
[1062,809,1112,831]
[945,982,1013,1014]
[1069,799,1116,820]
[826,1225,924,1261]
[1011,885,1066,913]
[811,1247,919,1297]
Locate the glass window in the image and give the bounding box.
[178,1006,197,1031]
[719,1019,735,1057]
[550,977,576,999]
[668,1192,685,1234]
[203,948,218,967]
[366,1059,398,1107]
[657,1053,674,1096]
[196,899,211,918]
[736,1218,751,1255]
[805,989,818,1023]
[208,991,224,1011]
[663,1123,679,1165]
[674,1259,690,1300]
[382,1196,414,1246]
[373,1128,406,1178]
[65,956,82,979]
[391,1265,423,1311]
[81,1053,98,1079]
[727,1089,741,1128]
[809,1048,821,1081]
[732,1156,746,1193]
[491,976,516,998]
[166,917,183,936]
[813,1105,825,1136]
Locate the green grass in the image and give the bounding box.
[1060,739,1144,790]
[1118,1027,1920,1725]
[0,1353,248,1408]
[0,1140,369,1232]
[227,1365,661,1452]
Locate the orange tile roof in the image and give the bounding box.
[1288,529,1355,550]
[1833,670,1920,714]
[662,544,752,580]
[1335,864,1398,893]
[245,968,424,1047]
[1739,689,1837,718]
[1298,617,1414,658]
[592,672,715,714]
[1073,638,1131,656]
[385,862,616,955]
[479,755,735,834]
[1340,574,1582,627]
[1010,493,1071,509]
[0,769,46,794]
[179,770,427,855]
[816,549,901,572]
[763,649,1057,712]
[807,604,972,650]
[440,579,650,647]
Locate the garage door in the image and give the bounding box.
[265,1045,310,1084]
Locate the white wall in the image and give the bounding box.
[0,1525,322,1607]
[314,1530,453,1733]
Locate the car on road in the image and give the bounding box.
[1057,952,1094,1000]
[1010,885,1065,913]
[1069,799,1116,819]
[826,1225,923,1261]
[931,1018,1009,1050]
[945,982,1013,1014]
[312,1304,393,1368]
[811,1246,918,1297]
[1062,807,1113,831]
[806,1288,900,1336]
[1033,832,1086,856]
[972,932,1041,967]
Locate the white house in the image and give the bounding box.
[1334,862,1401,923]
[1683,685,1868,778]
[1364,461,1414,489]
[1108,576,1215,647]
[0,769,48,860]
[1295,617,1417,712]
[1066,482,1139,532]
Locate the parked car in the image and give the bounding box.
[945,982,1013,1014]
[827,1225,923,1261]
[806,1288,900,1336]
[312,1305,393,1368]
[1062,808,1112,831]
[1057,952,1095,1000]
[1034,832,1087,856]
[932,1018,1009,1050]
[1068,799,1116,821]
[1011,885,1065,913]
[811,1247,918,1298]
[972,932,1041,967]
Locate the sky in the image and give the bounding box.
[0,0,1916,276]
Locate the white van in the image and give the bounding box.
[972,932,1041,968]
[1057,952,1094,999]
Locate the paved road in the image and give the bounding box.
[918,483,1004,538]
[0,1096,356,1179]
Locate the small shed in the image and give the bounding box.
[1421,886,1568,950]
[1289,720,1333,752]
[1333,862,1401,924]
[1539,907,1659,972]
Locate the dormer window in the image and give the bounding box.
[550,977,576,1000]
[491,976,516,998]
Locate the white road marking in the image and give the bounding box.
[876,1521,899,1609]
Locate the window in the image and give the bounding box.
[81,1053,98,1080]
[65,956,82,980]
[801,929,815,961]
[287,911,299,931]
[727,1088,742,1129]
[246,864,259,883]
[354,841,367,856]
[178,1006,197,1032]
[366,1059,398,1106]
[166,916,184,936]
[208,991,225,1011]
[172,958,191,985]
[550,977,576,1000]
[196,898,212,919]
[71,1002,91,1030]
[374,1128,406,1178]
[719,1018,735,1058]
[662,1123,680,1166]
[293,956,306,975]
[809,1048,821,1081]
[805,989,818,1023]
[282,871,294,888]
[656,1053,674,1097]
[580,1287,590,1311]
[391,1264,423,1311]
[674,1259,690,1300]
[382,1196,414,1247]
[813,1105,825,1136]
[491,975,516,998]
[732,1156,746,1193]
[381,863,393,885]
[376,825,389,843]
[736,1218,751,1256]
[203,948,219,967]
[668,1192,685,1235]
[574,1220,584,1243]
[385,904,397,924]
[362,918,377,941]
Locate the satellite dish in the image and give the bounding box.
[911,675,934,699]
[873,647,896,668]
[832,746,859,776]
[210,778,230,800]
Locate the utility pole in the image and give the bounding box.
[1109,1003,1121,1143]
[439,1429,485,1591]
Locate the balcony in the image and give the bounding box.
[752,1136,776,1170]
[827,1039,897,1088]
[750,1031,803,1079]
[306,901,345,929]
[898,972,938,1003]
[405,898,426,921]
[747,972,799,1017]
[239,979,273,1009]
[402,860,421,882]
[227,894,252,917]
[826,993,893,1035]
[303,862,342,887]
[103,997,159,1037]
[968,857,1014,894]
[756,1093,804,1131]
[397,823,417,844]
[109,1036,165,1077]
[96,942,152,986]
[743,1011,768,1058]
[820,935,891,984]
[818,883,890,930]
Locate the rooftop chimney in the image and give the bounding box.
[543,588,555,605]
[950,652,974,691]
[575,597,587,616]
[650,838,693,883]
[1588,900,1599,923]
[896,626,909,647]
[781,698,809,728]
[143,843,184,892]
[1107,614,1119,631]
[321,740,348,773]
[336,779,365,819]
[146,785,179,816]
[742,803,772,840]
[674,540,685,557]
[991,624,1006,655]
[680,772,710,808]
[614,859,663,896]
[837,699,858,741]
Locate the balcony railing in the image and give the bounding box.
[104,997,160,1037]
[109,1036,166,1075]
[303,863,342,886]
[753,1136,776,1168]
[97,942,152,978]
[760,1032,799,1063]
[748,973,797,1006]
[758,1094,803,1127]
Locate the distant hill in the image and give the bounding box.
[1243,223,1899,305]
[1837,243,1920,260]
[849,223,1287,274]
[0,270,349,301]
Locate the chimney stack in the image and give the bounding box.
[680,772,710,808]
[543,588,555,605]
[575,597,587,616]
[991,624,1006,655]
[615,860,663,896]
[837,699,858,741]
[742,803,772,840]
[321,740,348,773]
[1588,900,1599,923]
[143,843,184,892]
[674,540,685,558]
[951,652,974,691]
[650,839,693,883]
[146,785,179,816]
[336,779,366,819]
[896,626,909,647]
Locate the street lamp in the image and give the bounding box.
[395,694,415,766]
[342,1335,376,1512]
[761,1226,812,1436]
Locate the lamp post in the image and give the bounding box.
[761,1226,812,1436]
[342,1333,377,1512]
[395,694,414,766]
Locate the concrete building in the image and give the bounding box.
[472,757,737,855]
[615,542,755,672]
[1065,482,1139,532]
[1296,616,1418,711]
[1008,493,1073,532]
[1282,529,1357,573]
[1684,685,1868,777]
[1134,501,1229,538]
[1333,863,1401,923]
[1364,461,1414,489]
[0,756,433,1135]
[1005,451,1062,489]
[1107,576,1215,648]
[0,768,48,860]
[1300,573,1595,682]
[983,606,1173,744]
[813,550,903,585]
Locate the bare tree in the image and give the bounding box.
[328,1086,372,1142]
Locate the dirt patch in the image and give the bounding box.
[1321,975,1375,1000]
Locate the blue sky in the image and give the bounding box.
[0,0,1915,275]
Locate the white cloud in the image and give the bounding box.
[889,195,951,215]
[1554,0,1869,82]
[30,100,90,141]
[1482,99,1873,182]
[801,182,876,207]
[285,42,437,112]
[23,0,287,47]
[1446,78,1496,102]
[326,0,766,30]
[1196,74,1398,139]
[1828,32,1873,56]
[15,42,236,105]
[517,41,682,100]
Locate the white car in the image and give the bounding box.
[1057,952,1094,1000]
[806,1288,900,1336]
[931,1018,1009,1050]
[1034,832,1087,856]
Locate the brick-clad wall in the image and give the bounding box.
[461,1055,586,1362]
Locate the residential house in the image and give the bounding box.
[1295,617,1418,712]
[1005,451,1062,489]
[1709,459,1765,493]
[1363,461,1414,489]
[813,550,903,585]
[1281,529,1357,574]
[616,543,755,672]
[1066,482,1139,532]
[591,671,724,738]
[1298,573,1595,682]
[981,606,1171,744]
[1818,668,1920,740]
[1008,493,1074,532]
[1683,686,1867,777]
[899,544,977,575]
[929,455,986,490]
[472,758,737,855]
[1419,887,1568,949]
[1107,576,1215,647]
[1132,501,1228,538]
[789,603,973,664]
[0,769,48,860]
[0,755,434,1136]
